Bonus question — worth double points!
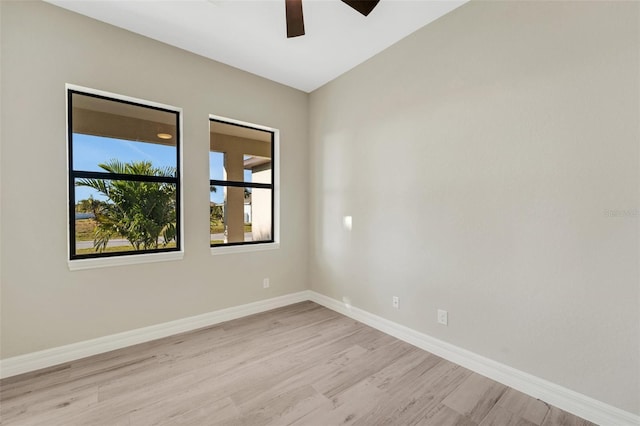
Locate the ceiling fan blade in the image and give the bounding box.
[285,0,305,38]
[341,0,380,16]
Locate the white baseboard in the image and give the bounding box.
[308,291,640,426]
[0,291,310,379]
[1,289,637,426]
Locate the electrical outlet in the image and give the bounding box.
[392,296,399,309]
[263,278,270,289]
[437,309,448,325]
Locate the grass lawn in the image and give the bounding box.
[76,241,177,255]
[75,219,98,241]
[76,218,125,241]
[77,217,251,249]
[210,221,252,234]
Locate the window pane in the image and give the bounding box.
[248,187,273,242]
[74,178,177,255]
[71,92,178,147]
[210,185,224,244]
[211,186,272,245]
[243,155,272,184]
[210,120,272,184]
[73,134,178,174]
[209,151,224,181]
[208,153,272,184]
[71,92,178,172]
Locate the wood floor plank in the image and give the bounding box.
[0,364,72,401]
[128,394,239,426]
[0,302,597,426]
[0,382,99,426]
[414,404,478,426]
[371,350,444,396]
[232,344,368,410]
[237,384,325,426]
[493,388,550,425]
[479,405,539,426]
[364,347,436,391]
[351,359,472,426]
[291,378,387,426]
[312,338,415,398]
[442,372,508,423]
[541,406,598,426]
[262,389,329,426]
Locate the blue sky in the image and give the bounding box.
[73,134,250,204]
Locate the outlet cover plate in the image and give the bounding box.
[437,309,448,325]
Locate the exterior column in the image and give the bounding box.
[224,152,245,243]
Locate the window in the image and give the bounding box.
[209,117,276,249]
[67,86,182,264]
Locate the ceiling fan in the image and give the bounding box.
[285,0,381,38]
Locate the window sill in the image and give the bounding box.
[210,242,280,256]
[68,250,184,271]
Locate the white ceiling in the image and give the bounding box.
[45,0,467,93]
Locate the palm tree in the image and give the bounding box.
[77,196,104,217]
[77,160,177,251]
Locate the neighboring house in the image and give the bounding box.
[244,197,251,224]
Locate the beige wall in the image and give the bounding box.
[0,1,308,357]
[309,1,639,415]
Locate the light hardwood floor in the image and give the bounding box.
[0,302,596,426]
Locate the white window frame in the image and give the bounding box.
[66,84,184,271]
[209,114,280,256]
